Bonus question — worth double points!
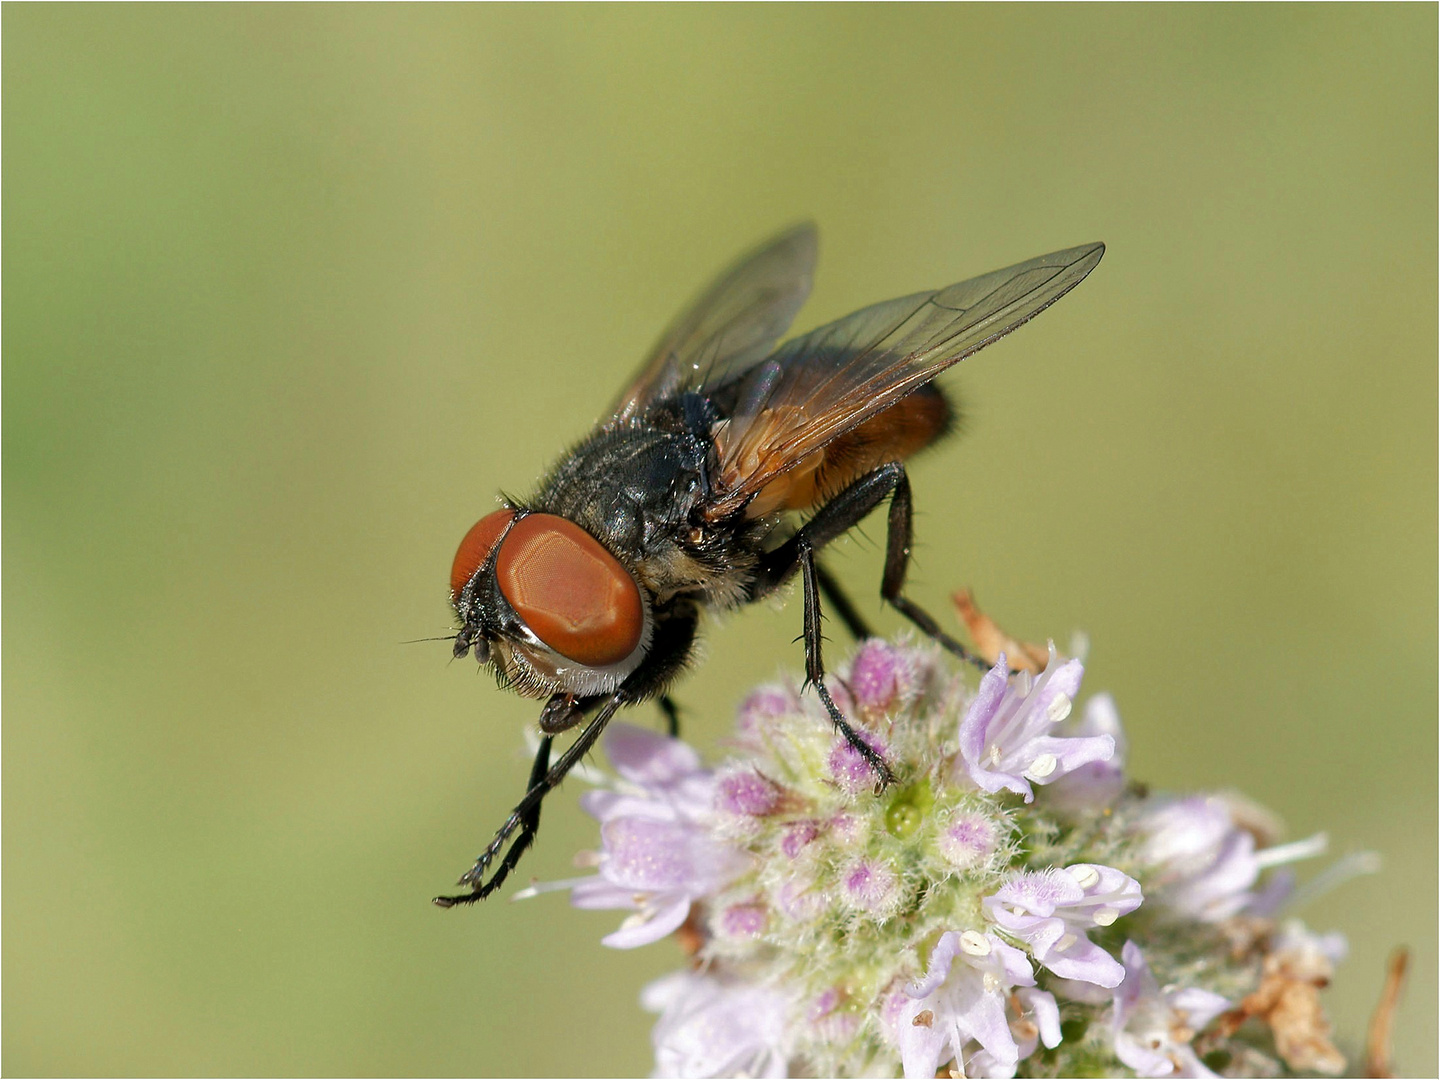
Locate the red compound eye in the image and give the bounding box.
[494,514,644,667]
[450,510,516,599]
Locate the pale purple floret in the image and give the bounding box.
[1112,941,1229,1078]
[894,930,1036,1080]
[1137,796,1260,922]
[847,637,927,714]
[984,864,1142,987]
[718,900,768,939]
[841,857,900,916]
[937,812,999,868]
[828,729,887,793]
[958,648,1115,803]
[1042,692,1127,811]
[961,986,1062,1078]
[715,767,781,816]
[525,722,747,948]
[642,970,791,1078]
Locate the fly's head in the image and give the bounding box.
[449,509,652,699]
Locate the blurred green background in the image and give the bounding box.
[5,5,1434,1076]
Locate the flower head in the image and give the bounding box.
[521,635,1355,1078]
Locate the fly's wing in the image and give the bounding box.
[609,223,818,423]
[706,242,1105,519]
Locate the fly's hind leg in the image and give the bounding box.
[751,463,987,788]
[879,469,988,672]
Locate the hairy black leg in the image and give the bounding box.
[815,561,875,642]
[880,471,987,671]
[754,463,987,669]
[657,695,681,738]
[797,537,896,788]
[433,693,625,907]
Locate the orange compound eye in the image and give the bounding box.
[450,510,516,599]
[494,514,644,667]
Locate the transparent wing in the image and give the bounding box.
[608,223,818,422]
[707,242,1105,518]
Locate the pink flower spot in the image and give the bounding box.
[717,770,781,816]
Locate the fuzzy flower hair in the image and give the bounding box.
[523,636,1356,1078]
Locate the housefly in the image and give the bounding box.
[435,225,1103,907]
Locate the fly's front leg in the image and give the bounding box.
[434,692,624,908]
[797,537,896,788]
[880,470,987,672]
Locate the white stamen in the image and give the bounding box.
[1254,831,1329,870]
[509,875,591,901]
[1046,692,1073,723]
[1067,864,1100,889]
[1286,850,1383,910]
[1027,753,1058,779]
[959,931,991,956]
[1057,933,1078,950]
[987,744,1002,766]
[619,912,649,931]
[982,973,1001,994]
[1093,907,1120,926]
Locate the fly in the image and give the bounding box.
[435,225,1103,907]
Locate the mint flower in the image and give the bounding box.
[1112,941,1230,1078]
[642,971,791,1078]
[517,634,1360,1077]
[1137,795,1329,923]
[958,648,1115,801]
[516,722,746,947]
[984,864,1143,987]
[894,930,1049,1079]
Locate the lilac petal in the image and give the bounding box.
[601,817,695,891]
[908,930,967,998]
[645,972,790,1078]
[959,991,1019,1073]
[897,997,950,1080]
[1078,692,1126,749]
[991,937,1038,986]
[1017,987,1062,1049]
[1114,1032,1178,1077]
[1114,940,1155,1021]
[1036,932,1125,988]
[1023,733,1116,780]
[990,867,1086,917]
[579,789,677,824]
[569,876,640,911]
[600,895,690,948]
[1170,987,1231,1033]
[957,660,1012,766]
[604,722,703,787]
[1030,658,1084,720]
